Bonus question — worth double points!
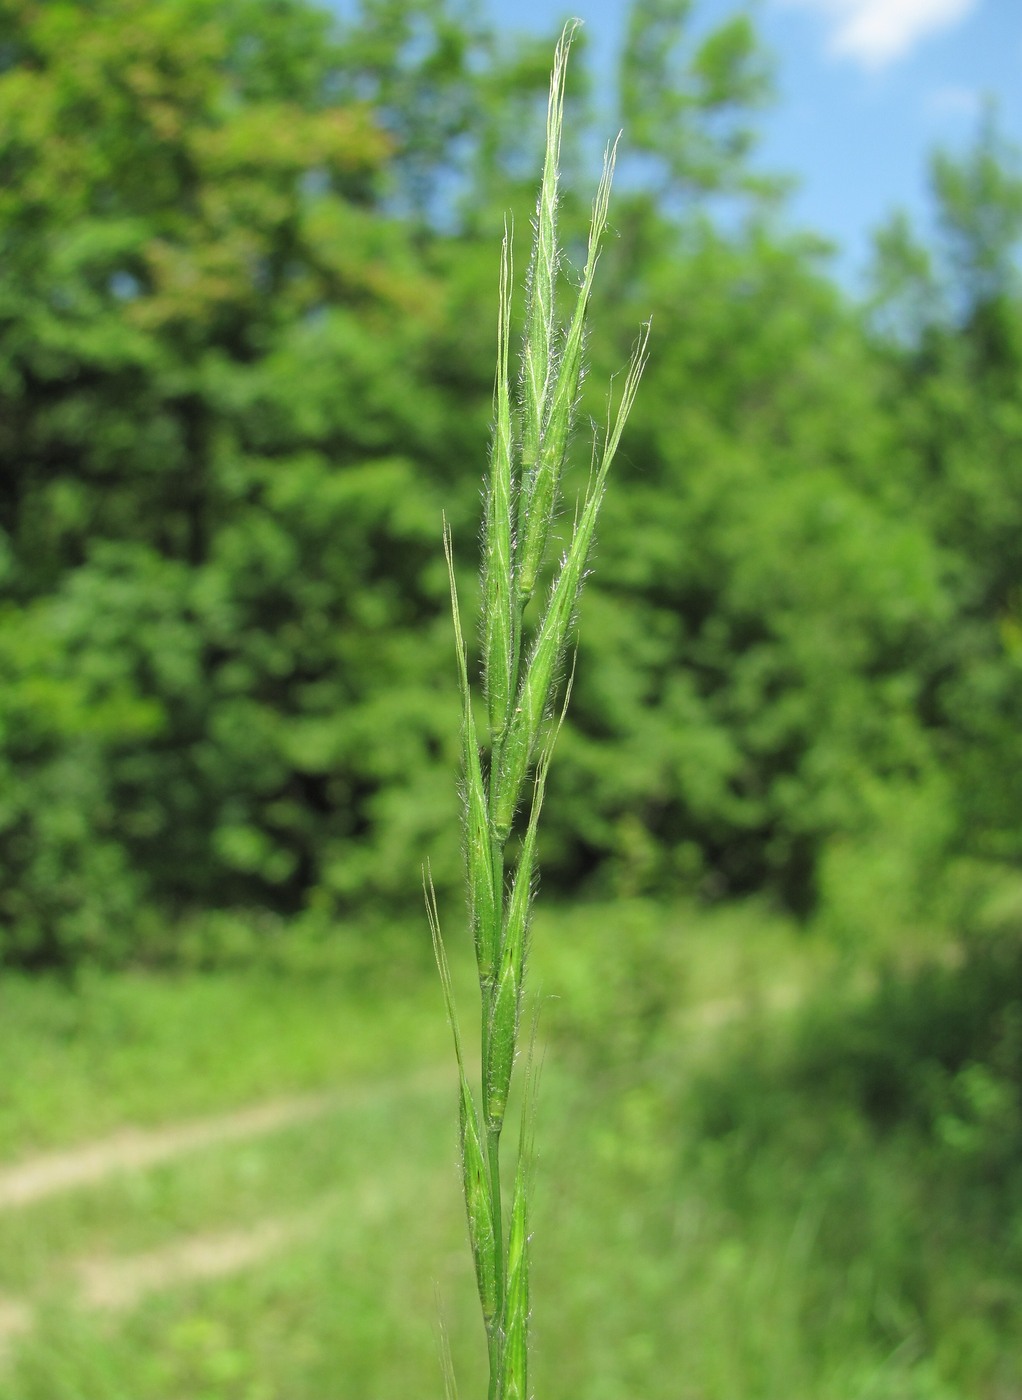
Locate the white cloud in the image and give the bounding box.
[785,0,981,69]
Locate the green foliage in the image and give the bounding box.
[0,0,1019,965]
[0,0,474,961]
[869,117,1022,877]
[619,0,773,195]
[533,226,947,917]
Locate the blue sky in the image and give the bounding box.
[481,0,1022,290]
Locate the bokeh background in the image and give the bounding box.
[0,0,1020,1395]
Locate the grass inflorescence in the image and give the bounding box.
[430,22,649,1399]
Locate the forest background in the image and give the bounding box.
[0,0,1021,1396]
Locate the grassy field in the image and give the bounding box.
[1,900,1020,1399]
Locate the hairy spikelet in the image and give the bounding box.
[484,223,516,745]
[518,137,618,605]
[518,22,575,523]
[493,325,649,838]
[445,525,500,982]
[484,962,518,1132]
[501,683,565,987]
[491,572,574,840]
[427,877,499,1327]
[499,1038,539,1400]
[500,1176,529,1400]
[461,1079,498,1326]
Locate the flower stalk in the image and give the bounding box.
[431,22,649,1397]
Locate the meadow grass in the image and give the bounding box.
[428,23,648,1399]
[0,964,447,1159]
[0,908,1018,1398]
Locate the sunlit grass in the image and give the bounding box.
[0,963,447,1159]
[0,910,1018,1399]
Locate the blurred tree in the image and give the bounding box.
[2,0,1014,964]
[870,115,1022,879]
[325,0,557,227]
[0,0,473,960]
[618,0,774,198]
[0,0,816,962]
[539,219,949,916]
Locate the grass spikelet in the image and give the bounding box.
[491,577,574,840]
[500,1031,540,1400]
[426,874,499,1330]
[432,22,646,1398]
[484,221,516,745]
[493,321,649,834]
[517,135,618,605]
[518,21,576,515]
[461,1083,499,1330]
[484,962,518,1133]
[487,691,567,1138]
[500,1170,529,1400]
[444,524,500,983]
[501,674,570,987]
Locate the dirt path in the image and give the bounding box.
[0,1093,333,1211]
[74,1165,410,1314]
[76,1210,325,1310]
[0,1064,451,1364]
[0,1209,319,1362]
[0,1299,30,1357]
[0,1064,448,1212]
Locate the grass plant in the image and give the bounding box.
[428,24,648,1399]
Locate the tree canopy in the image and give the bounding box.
[0,0,1019,965]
